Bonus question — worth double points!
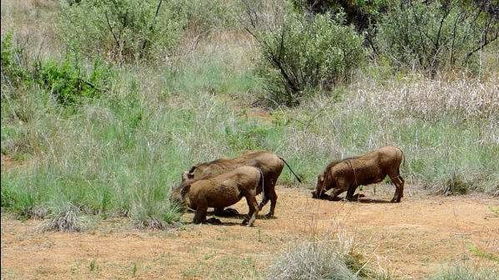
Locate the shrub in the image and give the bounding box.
[1,32,114,106]
[250,10,365,106]
[290,0,391,31]
[58,0,187,62]
[1,32,31,87]
[376,0,499,76]
[130,191,182,230]
[36,56,114,105]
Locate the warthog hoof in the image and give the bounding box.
[390,198,401,203]
[265,213,276,219]
[206,217,222,225]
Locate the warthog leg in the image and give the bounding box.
[243,193,260,227]
[258,189,278,218]
[389,174,405,203]
[266,189,278,218]
[346,184,359,201]
[193,205,208,224]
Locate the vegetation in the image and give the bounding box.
[376,0,499,76]
[1,0,498,232]
[266,235,392,280]
[58,0,187,62]
[429,265,498,280]
[244,3,365,106]
[267,239,358,279]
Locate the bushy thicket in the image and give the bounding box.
[1,33,113,106]
[1,33,31,87]
[252,11,365,106]
[58,0,187,62]
[376,0,498,75]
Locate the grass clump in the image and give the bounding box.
[429,265,498,280]
[130,191,182,230]
[267,238,364,280]
[38,202,87,232]
[441,174,471,195]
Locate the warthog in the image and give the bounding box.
[312,146,405,203]
[172,166,264,226]
[183,151,301,217]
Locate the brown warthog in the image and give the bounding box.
[183,151,301,217]
[312,146,405,203]
[172,166,264,226]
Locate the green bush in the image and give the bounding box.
[36,56,114,105]
[1,32,31,87]
[255,12,365,106]
[376,1,497,76]
[58,0,187,62]
[1,32,114,106]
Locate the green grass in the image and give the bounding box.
[469,245,499,263]
[429,265,498,280]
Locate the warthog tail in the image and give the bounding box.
[278,157,302,183]
[257,168,265,197]
[399,148,406,170]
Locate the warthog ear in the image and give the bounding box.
[317,175,324,184]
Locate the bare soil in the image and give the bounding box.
[2,185,499,280]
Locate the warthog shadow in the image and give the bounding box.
[191,216,267,227]
[356,197,392,204]
[312,193,391,203]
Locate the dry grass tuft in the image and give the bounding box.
[37,203,86,232]
[267,235,360,280]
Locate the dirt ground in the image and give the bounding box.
[1,185,499,280]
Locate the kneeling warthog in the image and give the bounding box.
[312,146,405,203]
[183,151,301,217]
[172,166,264,226]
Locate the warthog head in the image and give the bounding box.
[312,174,325,198]
[170,172,193,210]
[312,173,334,199]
